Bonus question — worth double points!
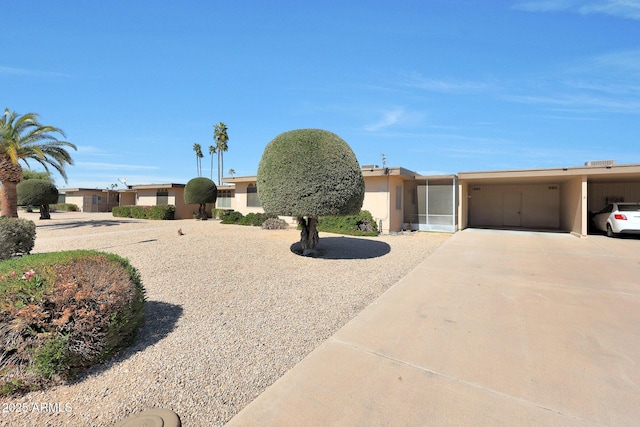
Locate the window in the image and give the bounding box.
[247,184,261,207]
[156,190,169,205]
[217,190,232,208]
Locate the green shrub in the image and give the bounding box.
[0,250,146,395]
[50,203,79,212]
[220,210,244,224]
[111,205,174,220]
[130,206,148,219]
[220,211,278,226]
[317,210,378,236]
[262,217,289,230]
[238,212,277,226]
[211,208,232,220]
[148,205,175,220]
[184,177,217,220]
[112,206,132,218]
[0,218,36,261]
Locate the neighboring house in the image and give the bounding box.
[130,183,202,220]
[59,188,120,213]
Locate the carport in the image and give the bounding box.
[457,163,640,236]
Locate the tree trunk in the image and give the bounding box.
[40,204,51,220]
[198,203,208,220]
[0,180,19,218]
[298,216,319,256]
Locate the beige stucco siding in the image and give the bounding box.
[560,176,585,235]
[588,182,640,212]
[134,187,201,219]
[232,182,264,215]
[362,175,404,233]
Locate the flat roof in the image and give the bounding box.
[458,163,640,185]
[131,183,186,189]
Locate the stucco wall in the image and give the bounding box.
[362,175,404,233]
[588,182,640,212]
[134,187,200,219]
[560,176,585,235]
[232,182,264,215]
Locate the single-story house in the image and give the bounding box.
[223,161,640,236]
[59,188,121,213]
[60,160,640,236]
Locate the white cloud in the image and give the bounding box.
[512,0,640,20]
[364,107,406,132]
[74,162,160,171]
[0,65,69,78]
[363,107,427,132]
[399,72,488,93]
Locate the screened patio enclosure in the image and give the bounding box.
[404,176,458,232]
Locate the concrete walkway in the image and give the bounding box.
[227,229,640,426]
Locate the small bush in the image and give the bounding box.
[238,212,277,226]
[112,206,132,218]
[0,250,146,395]
[148,205,175,220]
[262,217,289,230]
[211,208,232,220]
[220,210,244,224]
[317,210,378,236]
[112,205,174,220]
[220,211,278,226]
[50,203,79,212]
[0,218,36,261]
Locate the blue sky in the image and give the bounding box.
[3,0,639,189]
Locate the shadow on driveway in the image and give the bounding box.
[290,236,391,259]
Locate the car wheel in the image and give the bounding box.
[606,224,616,238]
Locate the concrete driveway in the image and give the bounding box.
[228,229,640,426]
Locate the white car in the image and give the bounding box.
[592,202,640,237]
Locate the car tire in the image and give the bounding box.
[606,224,617,238]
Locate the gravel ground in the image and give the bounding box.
[1,212,449,426]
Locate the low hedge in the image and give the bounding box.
[0,218,36,261]
[50,203,79,212]
[0,250,146,396]
[112,205,175,220]
[220,211,278,226]
[317,210,378,236]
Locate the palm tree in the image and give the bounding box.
[208,145,216,180]
[213,122,229,185]
[228,168,236,178]
[1,108,76,218]
[193,143,203,176]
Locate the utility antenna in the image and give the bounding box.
[381,153,387,168]
[118,177,127,187]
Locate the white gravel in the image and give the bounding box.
[1,212,449,426]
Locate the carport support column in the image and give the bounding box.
[580,175,588,236]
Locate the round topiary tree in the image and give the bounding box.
[257,129,365,255]
[184,177,217,220]
[16,179,59,219]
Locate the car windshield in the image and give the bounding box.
[618,205,640,212]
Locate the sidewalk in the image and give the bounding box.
[228,229,640,426]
